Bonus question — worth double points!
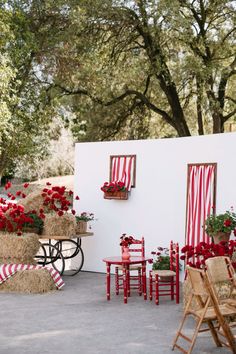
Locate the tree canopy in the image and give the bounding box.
[56,0,235,140]
[0,0,235,177]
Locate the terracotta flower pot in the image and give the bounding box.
[212,232,231,244]
[76,221,87,234]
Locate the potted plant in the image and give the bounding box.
[101,181,128,200]
[75,212,95,234]
[151,247,170,271]
[151,246,182,280]
[204,209,236,243]
[120,234,134,260]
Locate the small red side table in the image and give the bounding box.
[102,256,151,304]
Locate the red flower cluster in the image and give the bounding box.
[40,185,78,217]
[101,181,127,193]
[181,241,236,269]
[0,181,80,233]
[0,202,40,235]
[120,234,134,247]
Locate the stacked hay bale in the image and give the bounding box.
[0,231,57,293]
[0,232,40,265]
[0,269,56,294]
[19,189,76,237]
[0,189,68,293]
[43,213,76,237]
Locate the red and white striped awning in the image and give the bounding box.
[111,155,135,191]
[185,164,216,247]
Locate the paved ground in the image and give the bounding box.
[0,272,230,354]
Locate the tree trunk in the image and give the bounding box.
[213,112,224,134]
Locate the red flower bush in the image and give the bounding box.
[0,182,79,236]
[181,240,236,269]
[101,181,127,193]
[0,203,42,235]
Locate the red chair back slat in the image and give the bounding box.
[121,237,145,257]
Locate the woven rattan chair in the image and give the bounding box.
[172,266,236,354]
[206,256,236,308]
[149,241,179,305]
[115,237,145,296]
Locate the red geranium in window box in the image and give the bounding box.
[101,181,128,200]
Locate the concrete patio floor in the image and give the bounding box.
[0,271,230,354]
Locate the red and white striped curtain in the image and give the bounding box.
[111,156,135,191]
[185,164,216,248]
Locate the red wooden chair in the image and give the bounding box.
[115,237,145,296]
[149,241,180,305]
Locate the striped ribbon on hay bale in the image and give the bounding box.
[0,264,64,289]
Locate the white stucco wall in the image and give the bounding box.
[74,132,236,274]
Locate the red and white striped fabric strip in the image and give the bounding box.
[186,164,215,248]
[0,264,64,289]
[111,156,134,191]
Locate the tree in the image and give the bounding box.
[53,0,235,139]
[0,0,73,178]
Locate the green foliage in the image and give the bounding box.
[152,255,171,271]
[23,212,44,233]
[76,212,95,222]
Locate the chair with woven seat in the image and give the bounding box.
[115,237,145,296]
[172,266,236,354]
[149,241,179,305]
[206,256,236,308]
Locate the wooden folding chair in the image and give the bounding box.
[172,266,236,354]
[206,256,236,308]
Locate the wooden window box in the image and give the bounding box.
[104,190,128,200]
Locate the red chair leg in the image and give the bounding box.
[171,276,174,300]
[115,266,119,295]
[176,276,180,304]
[127,270,131,297]
[138,268,142,296]
[149,271,153,301]
[155,274,159,305]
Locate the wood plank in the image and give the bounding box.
[39,232,94,240]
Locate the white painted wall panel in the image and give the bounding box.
[74,133,236,274]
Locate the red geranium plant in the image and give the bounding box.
[0,181,80,235]
[120,233,134,247]
[101,181,127,193]
[181,240,236,269]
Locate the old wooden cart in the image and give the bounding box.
[36,232,93,276]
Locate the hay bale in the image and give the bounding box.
[183,276,233,311]
[0,269,57,293]
[43,213,76,237]
[18,190,44,213]
[0,232,40,264]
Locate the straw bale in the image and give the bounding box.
[183,276,233,311]
[18,190,44,213]
[0,232,40,263]
[42,213,76,237]
[0,269,57,293]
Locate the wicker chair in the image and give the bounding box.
[206,256,236,307]
[149,241,179,305]
[115,237,145,296]
[172,266,236,354]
